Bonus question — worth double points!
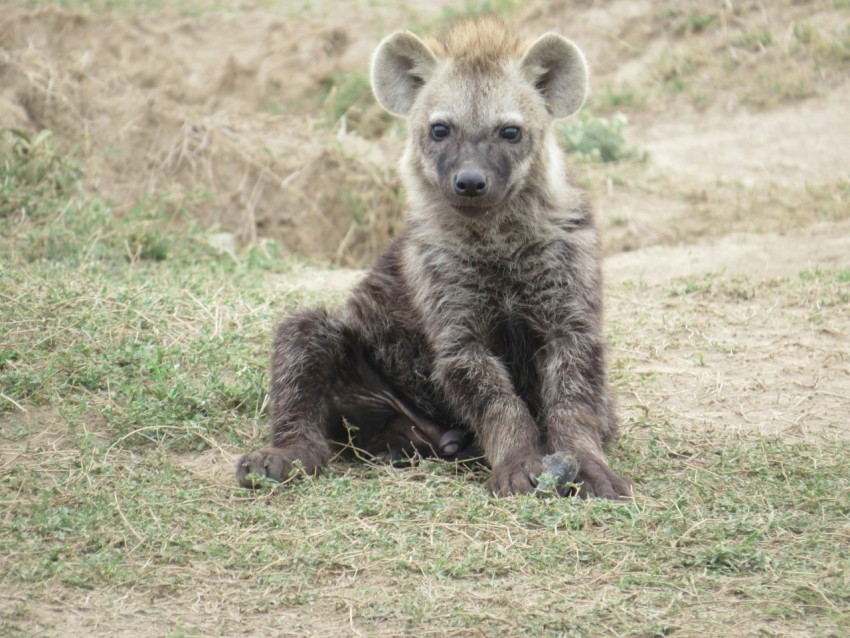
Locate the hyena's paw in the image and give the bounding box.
[235,447,296,488]
[576,455,633,500]
[486,451,544,497]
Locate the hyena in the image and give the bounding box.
[236,16,632,498]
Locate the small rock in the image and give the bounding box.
[536,451,580,497]
[206,232,237,254]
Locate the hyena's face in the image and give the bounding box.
[408,70,544,218]
[371,18,588,219]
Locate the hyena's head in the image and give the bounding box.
[371,15,587,221]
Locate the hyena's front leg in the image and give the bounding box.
[235,308,343,487]
[538,336,632,499]
[434,341,544,496]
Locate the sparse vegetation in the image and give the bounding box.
[588,84,644,114]
[433,0,523,23]
[562,113,646,164]
[316,71,393,137]
[737,28,775,51]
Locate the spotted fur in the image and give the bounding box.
[236,17,631,498]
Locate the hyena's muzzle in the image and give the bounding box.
[435,137,516,218]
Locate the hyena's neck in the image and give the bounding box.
[402,134,586,254]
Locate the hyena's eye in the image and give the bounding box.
[499,126,522,142]
[430,123,451,141]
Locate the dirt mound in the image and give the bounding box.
[0,5,407,264]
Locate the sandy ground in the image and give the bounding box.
[606,222,850,443]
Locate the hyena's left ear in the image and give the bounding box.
[520,34,588,119]
[371,31,438,117]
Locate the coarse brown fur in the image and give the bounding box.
[236,16,632,498]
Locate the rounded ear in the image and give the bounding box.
[520,34,588,118]
[370,31,437,116]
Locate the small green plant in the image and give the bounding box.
[686,11,716,34]
[318,72,371,123]
[1,129,82,219]
[434,0,522,23]
[656,7,716,35]
[657,5,680,22]
[590,85,643,113]
[738,28,775,51]
[799,267,850,283]
[793,22,815,45]
[315,71,393,137]
[562,113,646,163]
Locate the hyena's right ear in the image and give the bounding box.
[371,31,437,116]
[520,34,589,119]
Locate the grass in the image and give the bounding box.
[2,131,849,636]
[0,130,303,449]
[315,71,394,137]
[4,408,849,634]
[587,84,645,115]
[19,0,300,15]
[10,424,850,614]
[648,1,850,111]
[429,0,523,24]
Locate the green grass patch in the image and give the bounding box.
[799,266,850,282]
[3,423,848,635]
[0,130,309,449]
[314,71,394,137]
[588,84,645,114]
[431,0,523,23]
[562,113,647,163]
[317,71,373,125]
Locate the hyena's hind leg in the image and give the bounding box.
[355,412,478,464]
[236,308,345,487]
[333,349,476,463]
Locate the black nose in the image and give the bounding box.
[453,169,488,198]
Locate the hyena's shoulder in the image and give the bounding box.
[346,234,419,329]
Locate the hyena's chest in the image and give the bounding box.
[459,254,562,389]
[461,249,566,330]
